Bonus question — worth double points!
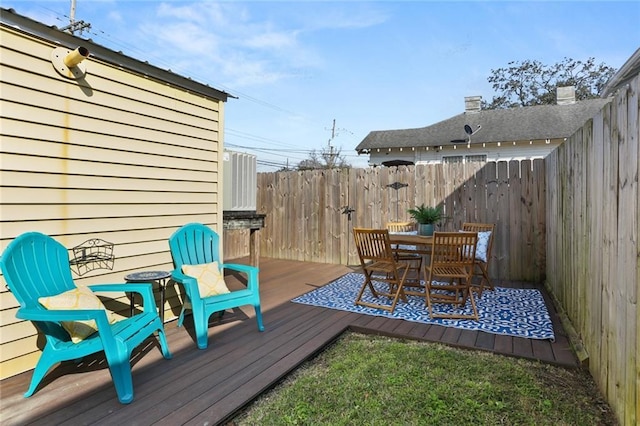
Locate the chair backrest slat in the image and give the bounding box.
[169,223,220,269]
[1,232,79,343]
[353,228,394,263]
[0,232,76,309]
[430,232,478,266]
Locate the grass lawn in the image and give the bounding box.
[230,332,617,425]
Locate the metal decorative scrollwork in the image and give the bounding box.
[69,238,115,276]
[387,181,409,221]
[341,205,355,221]
[387,182,408,191]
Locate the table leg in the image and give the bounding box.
[249,228,260,267]
[130,293,135,317]
[159,279,166,324]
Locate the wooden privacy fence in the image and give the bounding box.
[546,75,638,426]
[224,79,640,425]
[242,159,546,282]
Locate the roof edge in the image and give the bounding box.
[1,7,232,102]
[601,47,640,98]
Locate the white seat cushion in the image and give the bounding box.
[475,231,492,262]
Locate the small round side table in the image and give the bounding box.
[124,270,171,323]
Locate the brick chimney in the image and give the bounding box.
[465,95,482,113]
[556,86,576,105]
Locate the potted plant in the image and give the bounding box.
[407,204,443,236]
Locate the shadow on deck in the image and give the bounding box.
[0,258,577,425]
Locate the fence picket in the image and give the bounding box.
[228,77,638,424]
[249,160,544,281]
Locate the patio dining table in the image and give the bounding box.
[388,233,433,291]
[388,233,433,246]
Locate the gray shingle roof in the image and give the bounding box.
[356,98,612,152]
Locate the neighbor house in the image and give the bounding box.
[356,88,611,166]
[0,8,230,379]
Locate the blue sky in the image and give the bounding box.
[4,1,639,171]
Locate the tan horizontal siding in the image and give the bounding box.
[2,123,218,163]
[0,203,218,221]
[1,40,221,118]
[2,101,218,148]
[1,80,219,136]
[1,187,216,204]
[2,338,39,368]
[1,24,225,380]
[2,170,217,193]
[0,150,217,181]
[0,351,39,382]
[111,239,173,260]
[0,291,19,311]
[0,217,219,243]
[0,305,19,327]
[0,321,37,346]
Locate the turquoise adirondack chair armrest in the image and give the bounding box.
[220,263,259,291]
[167,223,264,349]
[88,283,158,314]
[16,306,115,347]
[170,269,201,304]
[0,231,172,403]
[16,306,113,326]
[171,269,194,281]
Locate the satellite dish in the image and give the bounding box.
[464,124,473,135]
[464,124,482,135]
[452,124,482,144]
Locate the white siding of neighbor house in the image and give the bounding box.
[0,25,225,379]
[367,138,563,166]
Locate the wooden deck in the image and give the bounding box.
[1,258,578,426]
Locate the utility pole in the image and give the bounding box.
[326,119,337,168]
[325,119,353,169]
[60,0,91,35]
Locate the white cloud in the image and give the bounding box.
[244,29,298,50]
[106,10,123,24]
[124,1,388,88]
[156,1,228,27]
[140,21,221,56]
[300,5,389,31]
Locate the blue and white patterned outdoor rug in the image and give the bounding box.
[292,273,555,340]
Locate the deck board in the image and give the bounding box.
[0,258,578,426]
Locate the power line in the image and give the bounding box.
[77,14,306,120]
[19,3,363,171]
[225,128,306,149]
[11,3,343,137]
[60,0,91,35]
[225,143,311,154]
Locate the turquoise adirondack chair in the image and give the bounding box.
[168,223,264,349]
[0,232,172,404]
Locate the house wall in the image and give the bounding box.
[367,138,563,165]
[0,24,225,379]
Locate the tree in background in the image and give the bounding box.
[297,145,350,170]
[482,57,616,109]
